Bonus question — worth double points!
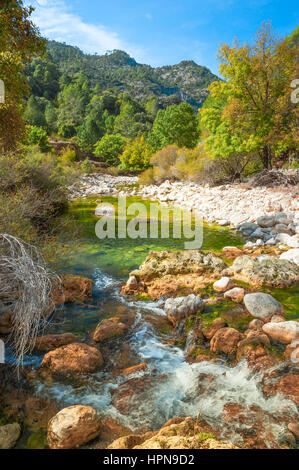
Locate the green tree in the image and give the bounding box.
[45,102,57,134]
[201,23,299,169]
[0,0,45,150]
[94,133,126,165]
[119,136,153,170]
[150,102,199,150]
[24,95,46,127]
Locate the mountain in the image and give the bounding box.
[45,41,219,108]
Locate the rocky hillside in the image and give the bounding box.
[46,41,219,107]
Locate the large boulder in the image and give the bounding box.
[41,343,103,377]
[164,294,205,325]
[229,255,299,287]
[133,417,238,449]
[262,321,299,344]
[47,405,101,449]
[0,423,21,449]
[52,274,93,305]
[93,317,128,343]
[130,250,227,281]
[122,250,227,299]
[244,293,283,321]
[280,248,299,266]
[34,333,76,352]
[210,327,244,355]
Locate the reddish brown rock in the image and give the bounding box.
[210,327,244,355]
[47,405,101,449]
[41,343,103,377]
[288,422,299,439]
[52,274,93,305]
[224,287,245,303]
[34,333,76,352]
[121,363,148,375]
[202,318,227,340]
[100,418,132,445]
[263,373,299,405]
[93,317,128,343]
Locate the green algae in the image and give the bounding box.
[25,431,48,449]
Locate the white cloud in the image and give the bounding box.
[26,0,145,61]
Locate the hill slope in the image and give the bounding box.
[46,41,219,107]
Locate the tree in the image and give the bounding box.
[201,23,299,169]
[45,102,58,134]
[150,102,199,150]
[0,0,45,151]
[94,134,126,165]
[119,136,153,170]
[24,95,46,127]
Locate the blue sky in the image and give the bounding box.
[27,1,298,74]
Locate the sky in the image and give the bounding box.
[26,0,298,75]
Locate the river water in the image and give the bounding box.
[9,196,299,448]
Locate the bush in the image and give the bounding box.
[119,136,152,170]
[80,158,96,174]
[24,125,50,152]
[0,149,78,258]
[94,133,126,166]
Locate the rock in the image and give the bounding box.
[238,222,258,233]
[122,250,227,299]
[263,373,299,405]
[210,327,244,355]
[276,233,299,248]
[164,294,205,325]
[202,318,227,340]
[93,317,128,343]
[213,277,234,293]
[95,204,115,217]
[222,246,243,255]
[257,215,275,228]
[275,213,293,225]
[0,423,21,449]
[288,422,299,439]
[275,224,292,234]
[223,287,245,302]
[132,417,238,449]
[107,432,156,450]
[130,250,227,281]
[34,333,76,352]
[47,405,101,449]
[52,274,93,305]
[262,321,299,344]
[244,293,283,321]
[280,248,299,266]
[41,343,103,377]
[126,276,137,287]
[270,315,286,323]
[229,255,299,287]
[121,363,148,375]
[284,343,299,362]
[218,220,229,226]
[248,319,264,329]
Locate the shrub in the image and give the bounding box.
[119,136,152,170]
[24,125,50,152]
[80,158,96,174]
[94,133,126,165]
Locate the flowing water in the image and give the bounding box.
[8,197,299,448]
